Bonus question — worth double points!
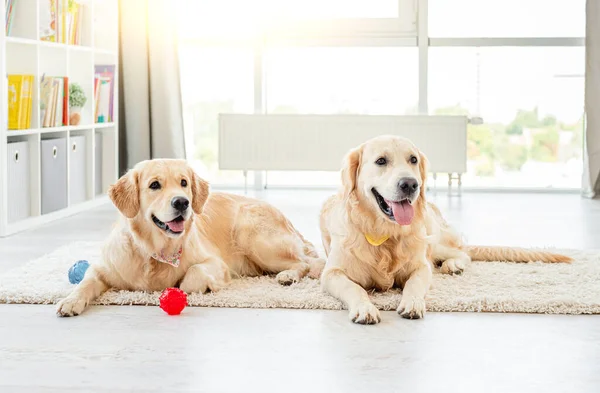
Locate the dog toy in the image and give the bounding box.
[68,260,90,284]
[159,288,188,315]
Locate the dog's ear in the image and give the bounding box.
[109,170,140,218]
[341,146,362,199]
[191,171,210,214]
[418,150,429,202]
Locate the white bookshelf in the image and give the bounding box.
[0,0,119,237]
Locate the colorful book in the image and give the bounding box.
[7,75,34,130]
[47,84,55,127]
[67,1,82,45]
[38,0,85,44]
[93,77,99,120]
[49,80,59,127]
[60,0,67,43]
[62,77,69,125]
[56,0,61,43]
[94,65,115,122]
[40,75,69,127]
[40,75,53,127]
[75,4,83,44]
[68,3,75,44]
[96,79,111,123]
[5,0,17,36]
[39,0,57,42]
[55,78,64,127]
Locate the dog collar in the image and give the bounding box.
[365,233,389,246]
[152,247,183,267]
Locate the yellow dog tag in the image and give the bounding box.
[365,233,389,246]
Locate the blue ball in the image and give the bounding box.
[68,260,90,284]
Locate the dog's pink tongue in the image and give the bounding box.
[166,219,184,233]
[390,200,414,225]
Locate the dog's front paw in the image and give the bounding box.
[349,301,381,325]
[397,296,426,320]
[276,270,300,286]
[440,258,466,275]
[179,274,210,294]
[56,296,87,317]
[179,267,226,294]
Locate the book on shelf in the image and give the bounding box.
[5,0,17,35]
[7,75,34,130]
[39,0,57,42]
[94,65,115,123]
[39,0,86,44]
[68,0,84,45]
[62,78,69,125]
[24,76,33,128]
[40,74,69,128]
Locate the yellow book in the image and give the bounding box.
[62,0,67,43]
[27,75,34,128]
[20,76,33,129]
[8,75,25,130]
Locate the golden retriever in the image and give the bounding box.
[320,135,571,324]
[56,159,323,316]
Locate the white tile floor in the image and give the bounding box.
[1,190,600,392]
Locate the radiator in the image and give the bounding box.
[218,114,467,174]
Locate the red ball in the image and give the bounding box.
[159,287,187,315]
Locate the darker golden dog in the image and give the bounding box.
[57,159,323,316]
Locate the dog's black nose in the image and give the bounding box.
[398,177,419,196]
[171,197,190,212]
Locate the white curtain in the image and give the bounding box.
[584,0,600,197]
[118,0,186,173]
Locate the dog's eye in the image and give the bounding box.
[149,181,161,190]
[410,156,418,165]
[181,179,188,187]
[375,157,387,166]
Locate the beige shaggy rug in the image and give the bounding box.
[1,242,600,314]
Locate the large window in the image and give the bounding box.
[266,48,418,116]
[429,47,584,188]
[179,47,254,185]
[178,0,585,189]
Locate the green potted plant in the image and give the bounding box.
[69,83,87,125]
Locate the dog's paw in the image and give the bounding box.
[349,301,381,325]
[179,274,210,294]
[180,268,226,294]
[56,296,87,317]
[397,296,426,320]
[440,258,466,275]
[276,270,300,286]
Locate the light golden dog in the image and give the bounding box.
[320,135,571,324]
[57,159,323,316]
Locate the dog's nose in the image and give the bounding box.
[171,197,190,212]
[398,177,419,196]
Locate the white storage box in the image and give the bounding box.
[69,135,87,205]
[95,133,103,195]
[41,137,68,214]
[7,141,31,223]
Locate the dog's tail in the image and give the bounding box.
[465,246,572,263]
